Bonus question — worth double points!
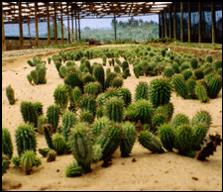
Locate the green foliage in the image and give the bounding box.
[154,102,174,122]
[6,85,16,105]
[194,69,204,80]
[27,56,44,67]
[151,113,166,133]
[80,110,94,124]
[54,84,69,110]
[46,104,60,131]
[52,133,67,155]
[191,110,212,128]
[111,76,123,88]
[182,69,193,80]
[62,111,77,141]
[150,78,172,107]
[163,67,174,78]
[206,55,213,63]
[43,126,54,149]
[195,83,209,103]
[117,88,132,107]
[82,73,95,85]
[186,78,197,99]
[93,65,105,89]
[105,72,117,89]
[92,144,103,162]
[59,65,67,78]
[138,130,165,153]
[171,113,190,129]
[213,60,222,71]
[2,154,10,176]
[2,128,13,159]
[15,124,37,156]
[120,121,137,157]
[38,148,50,157]
[135,81,149,101]
[65,162,84,177]
[12,156,20,167]
[172,74,188,99]
[80,95,96,115]
[114,65,121,73]
[46,149,57,162]
[84,81,102,96]
[206,74,222,98]
[92,117,110,138]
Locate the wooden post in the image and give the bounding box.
[161,11,164,39]
[67,2,70,43]
[2,13,6,51]
[46,2,51,45]
[211,2,216,44]
[35,2,39,47]
[54,2,58,44]
[114,15,117,41]
[60,3,64,44]
[164,9,167,38]
[75,12,78,41]
[188,2,191,43]
[173,4,176,40]
[198,2,202,43]
[180,2,183,42]
[18,2,23,48]
[78,14,81,41]
[168,5,172,39]
[71,14,74,42]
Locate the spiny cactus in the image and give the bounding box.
[93,65,105,89]
[84,81,102,96]
[38,148,50,157]
[27,56,44,67]
[172,74,188,99]
[154,102,174,122]
[111,76,123,88]
[163,67,175,78]
[102,55,107,66]
[54,85,69,110]
[2,154,10,176]
[62,111,77,141]
[37,115,48,134]
[117,88,132,107]
[114,65,121,73]
[92,144,103,163]
[105,72,117,89]
[206,55,213,63]
[171,113,190,129]
[82,73,95,84]
[186,78,197,99]
[28,63,47,85]
[20,150,41,175]
[92,117,110,138]
[191,58,198,69]
[64,71,83,89]
[105,97,124,122]
[65,162,84,177]
[59,65,67,78]
[194,68,204,80]
[182,69,193,80]
[46,104,60,132]
[138,130,165,153]
[174,124,194,156]
[15,124,37,156]
[120,121,137,157]
[151,113,166,133]
[52,133,67,155]
[12,156,20,167]
[195,82,209,103]
[135,82,149,101]
[6,85,16,105]
[69,123,93,173]
[206,74,222,98]
[191,110,212,128]
[149,78,171,107]
[46,149,57,162]
[33,102,43,116]
[80,110,94,124]
[43,125,54,149]
[2,128,13,159]
[80,95,96,116]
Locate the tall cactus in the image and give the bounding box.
[117,88,132,107]
[84,81,102,96]
[93,65,105,89]
[206,74,222,98]
[62,111,77,141]
[135,82,149,101]
[92,117,110,138]
[80,95,97,116]
[171,113,190,129]
[195,83,209,103]
[15,124,37,156]
[2,128,13,159]
[46,104,60,132]
[191,110,212,128]
[53,84,69,110]
[172,74,188,99]
[52,133,67,155]
[186,78,197,99]
[6,85,16,105]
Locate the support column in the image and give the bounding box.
[71,14,74,42]
[46,2,51,45]
[198,2,202,43]
[173,4,176,40]
[161,11,164,39]
[60,3,64,44]
[180,2,183,42]
[2,13,6,51]
[75,12,78,41]
[114,15,117,41]
[18,2,23,48]
[168,6,172,39]
[35,2,39,47]
[188,2,191,43]
[54,2,58,44]
[164,9,167,38]
[211,2,216,44]
[78,14,81,41]
[67,2,70,43]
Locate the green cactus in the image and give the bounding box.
[182,69,193,80]
[186,78,197,99]
[38,148,50,157]
[59,65,67,78]
[163,67,175,78]
[65,162,84,177]
[27,56,44,67]
[135,82,149,101]
[92,144,103,163]
[2,128,13,159]
[70,87,82,110]
[46,104,60,131]
[194,68,204,80]
[28,63,47,85]
[114,65,121,73]
[105,72,117,89]
[190,58,198,69]
[15,124,37,156]
[80,95,96,115]
[69,123,93,173]
[172,74,188,99]
[92,117,110,138]
[33,102,43,116]
[2,154,10,176]
[117,88,132,107]
[20,150,41,175]
[206,55,213,63]
[84,82,102,96]
[43,125,54,149]
[149,78,171,107]
[52,133,67,155]
[111,76,123,88]
[12,156,20,167]
[102,55,107,66]
[46,149,57,162]
[93,65,105,89]
[64,71,83,89]
[195,83,209,103]
[82,73,95,85]
[174,124,194,156]
[105,97,124,122]
[158,123,175,151]
[62,111,77,141]
[54,85,69,110]
[171,113,190,129]
[80,110,94,124]
[206,74,222,98]
[120,122,137,157]
[138,130,165,153]
[151,113,166,133]
[6,85,16,105]
[37,115,48,134]
[191,110,212,128]
[154,102,174,122]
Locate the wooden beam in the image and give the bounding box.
[180,2,183,42]
[67,2,70,43]
[2,13,6,51]
[198,2,202,43]
[35,2,39,47]
[18,2,23,48]
[60,3,64,44]
[173,4,176,40]
[46,3,51,45]
[54,2,58,44]
[211,2,216,44]
[188,2,191,43]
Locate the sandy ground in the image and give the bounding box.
[2,45,222,191]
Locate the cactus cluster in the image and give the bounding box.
[52,133,67,155]
[111,76,123,88]
[117,88,132,107]
[135,82,149,101]
[171,113,190,129]
[186,78,197,99]
[6,85,16,105]
[80,110,94,124]
[206,74,222,98]
[163,67,175,78]
[92,117,110,138]
[64,71,83,89]
[191,110,212,128]
[66,162,84,177]
[27,63,47,85]
[93,65,105,89]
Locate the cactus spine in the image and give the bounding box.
[52,133,67,155]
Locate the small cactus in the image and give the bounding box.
[2,128,13,159]
[15,124,37,156]
[12,156,20,167]
[37,115,48,134]
[6,85,16,105]
[163,67,175,78]
[117,88,132,107]
[92,144,103,163]
[65,162,84,177]
[154,102,174,122]
[105,72,117,89]
[151,113,166,133]
[195,83,209,103]
[206,55,213,63]
[62,111,77,141]
[194,69,204,80]
[54,85,69,110]
[80,95,96,116]
[186,78,197,99]
[135,82,149,101]
[52,133,67,155]
[82,73,95,85]
[171,113,190,129]
[93,65,105,89]
[190,58,198,69]
[28,64,47,85]
[92,117,110,138]
[80,110,94,124]
[192,123,208,150]
[46,104,60,131]
[84,82,102,96]
[2,154,10,176]
[206,74,222,98]
[46,149,57,162]
[59,65,68,78]
[64,71,83,89]
[38,148,50,157]
[191,110,212,128]
[111,76,123,88]
[43,125,54,149]
[172,74,188,99]
[182,69,193,80]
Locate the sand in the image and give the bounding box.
[2,45,222,191]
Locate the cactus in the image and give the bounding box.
[92,117,110,138]
[149,78,171,107]
[80,95,96,115]
[172,63,180,73]
[138,130,165,153]
[84,82,102,96]
[114,65,121,73]
[2,154,10,176]
[186,78,197,99]
[15,124,37,156]
[182,69,193,80]
[105,72,117,89]
[158,123,175,151]
[20,150,41,175]
[28,64,47,85]
[33,102,43,116]
[93,65,105,89]
[163,67,174,78]
[46,104,60,131]
[6,85,16,105]
[59,65,67,78]
[111,76,123,88]
[27,56,43,67]
[191,110,212,128]
[151,113,166,133]
[64,71,83,89]
[70,87,82,110]
[195,83,209,103]
[206,55,213,63]
[12,156,20,167]
[43,126,54,149]
[54,85,69,110]
[80,110,94,124]
[172,74,188,99]
[105,97,124,122]
[192,124,209,150]
[52,133,67,155]
[46,149,57,162]
[82,73,95,84]
[194,69,204,80]
[37,115,48,134]
[65,162,84,177]
[102,55,107,66]
[62,111,77,141]
[206,74,222,98]
[154,102,174,122]
[2,128,13,159]
[135,82,149,101]
[191,58,198,69]
[174,124,193,155]
[38,148,50,157]
[120,122,137,157]
[117,88,132,107]
[171,113,190,129]
[69,123,93,173]
[92,144,103,163]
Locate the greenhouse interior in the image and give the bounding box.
[2,2,222,191]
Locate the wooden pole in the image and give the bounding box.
[18,2,23,48]
[60,3,64,44]
[198,2,202,43]
[173,4,176,40]
[211,2,216,44]
[75,12,78,42]
[161,11,164,39]
[180,2,183,42]
[114,15,117,41]
[67,2,70,43]
[168,5,172,39]
[46,2,51,45]
[35,2,39,47]
[78,14,81,41]
[188,2,191,43]
[54,2,58,44]
[71,14,74,42]
[2,13,6,51]
[164,9,167,38]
